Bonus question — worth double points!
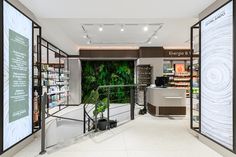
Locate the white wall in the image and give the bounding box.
[137,58,163,84]
[8,0,79,55]
[199,0,230,20]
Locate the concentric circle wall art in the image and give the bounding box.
[201,1,233,149]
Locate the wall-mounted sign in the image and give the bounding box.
[139,47,195,58]
[3,1,33,151]
[175,64,185,73]
[201,1,233,149]
[165,50,191,57]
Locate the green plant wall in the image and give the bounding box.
[81,61,134,103]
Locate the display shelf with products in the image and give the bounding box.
[33,36,42,130]
[40,38,70,115]
[168,72,190,97]
[163,60,192,97]
[41,65,70,109]
[136,65,152,105]
[191,59,199,128]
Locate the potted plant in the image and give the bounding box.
[85,89,117,131]
[94,97,108,130]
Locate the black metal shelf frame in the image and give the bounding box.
[39,38,70,117]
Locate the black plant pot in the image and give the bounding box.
[109,120,117,128]
[98,119,108,131]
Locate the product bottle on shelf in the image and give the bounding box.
[33,90,39,123]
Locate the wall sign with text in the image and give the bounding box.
[3,1,33,151]
[200,1,233,149]
[165,50,191,57]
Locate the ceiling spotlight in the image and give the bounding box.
[99,26,103,32]
[148,41,152,44]
[143,26,149,32]
[154,36,158,39]
[83,35,87,38]
[87,40,91,44]
[120,25,125,32]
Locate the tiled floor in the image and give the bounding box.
[13,107,222,157]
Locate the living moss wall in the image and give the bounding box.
[81,61,134,102]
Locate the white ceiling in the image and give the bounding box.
[19,0,216,19]
[40,18,197,49]
[18,0,216,54]
[82,23,163,45]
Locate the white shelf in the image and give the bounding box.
[164,96,183,99]
[61,77,70,80]
[47,90,69,95]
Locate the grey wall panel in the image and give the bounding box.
[69,59,81,104]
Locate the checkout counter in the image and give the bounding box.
[146,86,186,116]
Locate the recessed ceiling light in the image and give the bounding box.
[120,25,125,32]
[87,40,91,44]
[99,26,103,32]
[143,26,149,32]
[148,41,152,44]
[83,35,87,38]
[154,36,158,39]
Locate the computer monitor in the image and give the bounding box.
[155,77,169,87]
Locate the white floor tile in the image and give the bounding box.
[12,106,222,157]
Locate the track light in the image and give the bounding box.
[99,26,103,32]
[87,40,91,44]
[143,26,149,32]
[120,25,125,32]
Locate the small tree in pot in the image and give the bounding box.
[85,89,117,131]
[93,97,108,130]
[84,90,108,130]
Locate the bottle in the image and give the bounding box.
[34,90,38,112]
[33,90,39,123]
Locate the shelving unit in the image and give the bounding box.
[136,65,152,105]
[190,26,200,130]
[164,72,190,97]
[33,35,41,131]
[163,59,192,97]
[40,38,70,115]
[192,59,199,127]
[33,62,40,129]
[41,64,70,110]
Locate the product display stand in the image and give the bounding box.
[192,59,199,127]
[33,27,42,132]
[40,38,70,116]
[136,65,152,114]
[163,59,191,98]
